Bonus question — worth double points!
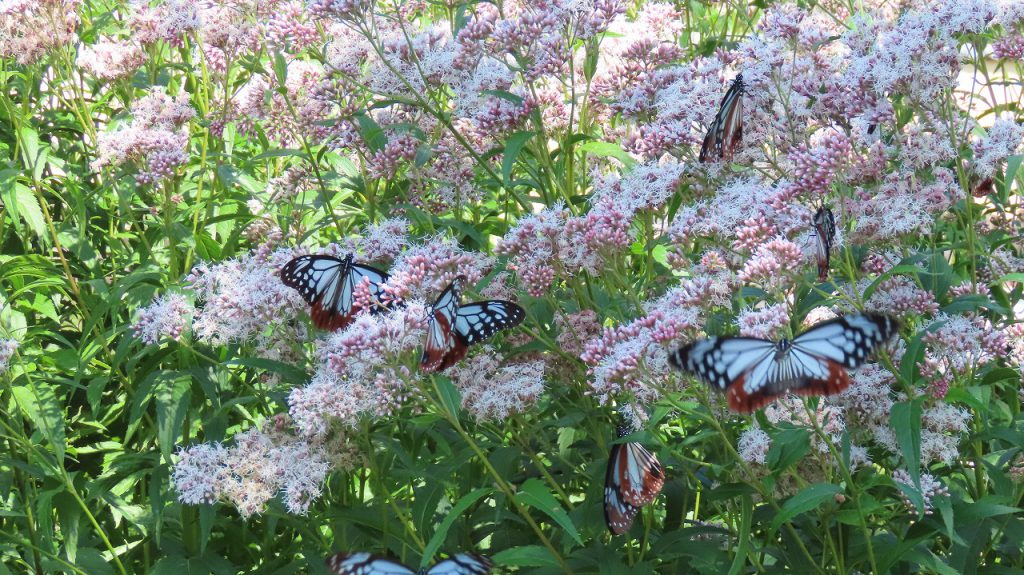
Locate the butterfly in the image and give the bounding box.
[604,424,665,535]
[421,275,526,372]
[280,253,391,331]
[811,206,836,282]
[699,73,745,163]
[325,552,493,575]
[669,313,897,413]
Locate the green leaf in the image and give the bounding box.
[770,483,841,531]
[1004,154,1023,198]
[19,125,49,182]
[11,382,65,461]
[156,377,192,461]
[491,545,561,568]
[0,181,47,241]
[420,487,492,569]
[434,376,462,419]
[890,398,923,486]
[956,499,1021,524]
[766,427,810,474]
[354,112,387,152]
[905,548,960,575]
[577,141,636,167]
[502,131,535,185]
[514,478,583,545]
[223,358,308,386]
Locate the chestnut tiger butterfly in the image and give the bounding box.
[604,424,665,535]
[281,253,393,331]
[325,552,493,575]
[420,275,526,372]
[669,313,897,413]
[811,206,837,282]
[699,73,745,163]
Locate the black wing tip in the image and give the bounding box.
[667,341,695,369]
[863,312,900,338]
[457,553,494,569]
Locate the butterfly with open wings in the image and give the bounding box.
[811,206,837,282]
[669,313,897,413]
[699,73,745,163]
[421,275,527,372]
[326,552,493,575]
[280,253,392,331]
[604,424,665,535]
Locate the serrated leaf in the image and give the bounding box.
[514,478,582,545]
[156,377,192,461]
[770,483,841,531]
[502,131,535,185]
[434,376,462,419]
[8,182,46,241]
[420,487,492,569]
[577,141,636,167]
[11,382,65,461]
[491,545,561,568]
[890,398,923,486]
[766,427,810,474]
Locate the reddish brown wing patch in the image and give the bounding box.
[816,256,830,283]
[721,95,743,162]
[726,361,853,413]
[420,309,469,372]
[606,498,640,535]
[605,443,641,535]
[640,460,665,505]
[311,299,354,331]
[617,444,664,507]
[433,339,468,372]
[794,360,853,398]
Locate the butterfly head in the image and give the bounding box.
[774,338,792,358]
[444,275,467,302]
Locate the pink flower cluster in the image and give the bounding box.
[186,248,306,345]
[131,294,194,345]
[0,0,81,65]
[0,339,18,375]
[919,313,1008,398]
[892,470,949,516]
[77,37,146,81]
[450,351,546,421]
[173,417,338,517]
[972,117,1024,179]
[289,302,429,436]
[93,89,195,185]
[581,284,712,403]
[382,236,494,302]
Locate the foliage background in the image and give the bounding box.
[1,0,1024,573]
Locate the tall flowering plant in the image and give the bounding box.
[1,0,1023,573]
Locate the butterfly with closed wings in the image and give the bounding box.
[699,73,745,163]
[280,253,392,331]
[811,206,837,282]
[605,424,665,535]
[421,275,526,372]
[325,552,493,575]
[669,313,897,413]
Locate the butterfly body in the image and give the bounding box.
[280,253,391,330]
[812,206,837,281]
[421,276,526,372]
[604,425,665,535]
[325,552,493,575]
[700,73,745,163]
[670,314,897,412]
